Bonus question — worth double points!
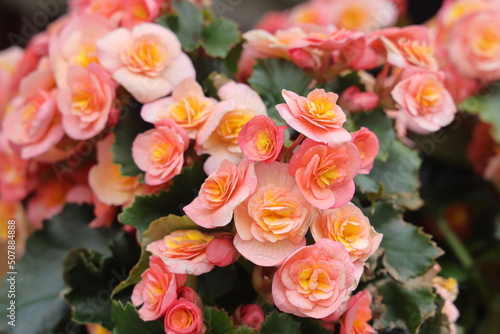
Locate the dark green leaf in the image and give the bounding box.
[118,162,206,238]
[260,311,301,334]
[0,204,111,334]
[235,325,255,334]
[367,140,423,209]
[376,281,436,333]
[364,202,443,281]
[355,174,380,194]
[156,1,203,52]
[63,232,140,329]
[298,318,331,334]
[419,295,451,334]
[248,59,311,125]
[198,265,238,305]
[112,100,152,177]
[203,307,237,334]
[111,301,164,334]
[353,109,396,162]
[201,19,240,58]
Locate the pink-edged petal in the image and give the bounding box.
[161,53,196,89]
[113,68,171,103]
[96,28,131,72]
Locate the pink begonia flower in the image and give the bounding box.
[233,162,313,267]
[141,77,218,139]
[132,255,187,321]
[11,32,50,91]
[389,67,456,138]
[184,158,257,229]
[272,238,355,319]
[132,120,189,186]
[146,229,217,275]
[197,82,267,174]
[49,14,115,88]
[288,139,361,210]
[440,63,479,104]
[238,115,286,163]
[433,276,460,334]
[3,68,64,159]
[57,64,115,140]
[233,304,265,331]
[254,11,289,33]
[0,133,33,202]
[96,22,195,103]
[164,300,204,334]
[350,127,379,174]
[88,135,145,206]
[86,324,111,334]
[338,86,379,113]
[206,233,240,267]
[447,7,500,81]
[177,286,203,308]
[0,46,23,116]
[340,290,376,334]
[69,0,122,23]
[370,26,438,70]
[311,203,382,279]
[276,89,351,146]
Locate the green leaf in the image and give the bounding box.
[201,18,240,58]
[0,204,111,334]
[203,307,237,334]
[118,162,206,238]
[63,232,140,329]
[366,140,423,209]
[364,202,443,281]
[260,311,301,334]
[376,281,436,333]
[355,174,380,194]
[111,301,164,334]
[156,1,203,52]
[198,264,238,305]
[112,100,152,177]
[477,91,500,143]
[298,318,331,334]
[248,59,312,125]
[235,326,255,334]
[353,109,396,162]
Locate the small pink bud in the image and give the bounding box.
[339,86,379,112]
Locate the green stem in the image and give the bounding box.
[437,218,489,303]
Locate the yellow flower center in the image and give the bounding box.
[73,44,99,68]
[170,96,212,129]
[216,110,254,145]
[297,264,333,299]
[473,27,500,57]
[124,35,168,76]
[170,309,194,329]
[163,230,214,259]
[111,164,140,190]
[417,80,442,109]
[339,6,368,30]
[255,130,273,155]
[151,140,173,165]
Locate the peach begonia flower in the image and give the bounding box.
[370,26,438,70]
[205,233,240,267]
[272,238,355,319]
[3,68,64,159]
[389,67,456,138]
[243,27,307,59]
[288,139,361,210]
[141,77,218,139]
[433,276,460,334]
[233,161,313,267]
[86,324,111,334]
[96,22,195,103]
[339,290,376,334]
[0,200,30,261]
[164,300,204,334]
[350,127,379,175]
[447,7,500,81]
[49,14,115,88]
[0,133,33,202]
[321,0,398,32]
[184,158,257,229]
[27,179,73,229]
[57,63,115,140]
[311,203,382,279]
[147,229,217,275]
[132,255,187,321]
[197,82,267,174]
[233,304,265,331]
[121,0,162,28]
[238,115,286,164]
[132,120,189,186]
[88,135,145,206]
[276,89,351,146]
[0,46,23,116]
